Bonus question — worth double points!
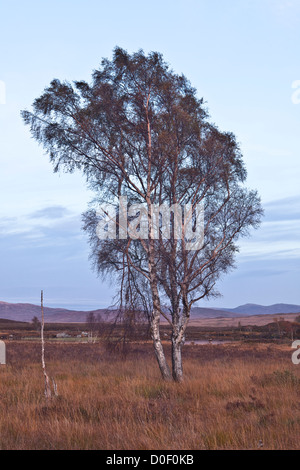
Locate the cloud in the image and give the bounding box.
[29,205,71,220]
[264,195,300,222]
[0,205,83,248]
[274,0,300,10]
[267,0,300,24]
[231,194,300,264]
[264,194,300,207]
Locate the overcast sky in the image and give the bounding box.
[0,0,299,309]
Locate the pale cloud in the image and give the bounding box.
[230,194,300,263]
[246,144,292,159]
[0,205,82,242]
[268,0,300,24]
[243,0,300,24]
[238,218,300,261]
[275,0,300,10]
[29,206,71,220]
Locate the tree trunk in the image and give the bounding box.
[171,336,183,382]
[151,309,172,381]
[148,217,172,381]
[171,302,190,382]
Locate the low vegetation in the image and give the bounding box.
[1,318,299,343]
[0,341,299,450]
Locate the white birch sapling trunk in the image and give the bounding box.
[41,290,57,399]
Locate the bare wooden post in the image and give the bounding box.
[41,290,52,400]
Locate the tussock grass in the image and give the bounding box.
[0,341,299,450]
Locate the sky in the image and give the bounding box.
[0,0,299,310]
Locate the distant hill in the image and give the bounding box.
[0,301,113,323]
[187,307,242,319]
[187,312,300,328]
[0,317,28,325]
[0,300,299,324]
[221,303,300,316]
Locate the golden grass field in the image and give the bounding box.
[0,341,299,450]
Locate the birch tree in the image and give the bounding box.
[22,47,263,382]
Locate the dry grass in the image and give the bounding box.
[0,341,299,450]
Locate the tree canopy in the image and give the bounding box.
[22,47,263,381]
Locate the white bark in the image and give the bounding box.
[41,290,52,400]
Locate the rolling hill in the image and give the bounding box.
[0,300,299,324]
[0,301,111,323]
[221,303,300,316]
